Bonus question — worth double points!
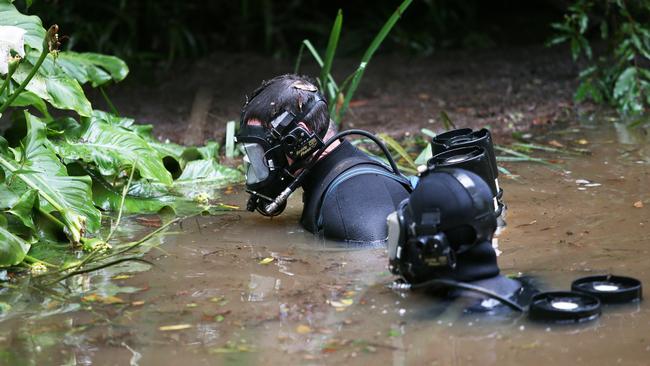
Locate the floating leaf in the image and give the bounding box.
[296,324,312,334]
[159,324,192,331]
[81,294,124,305]
[259,257,274,265]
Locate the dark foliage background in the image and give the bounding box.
[19,0,565,62]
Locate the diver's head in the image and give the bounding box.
[387,167,500,284]
[236,74,332,216]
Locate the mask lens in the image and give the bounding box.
[243,143,270,185]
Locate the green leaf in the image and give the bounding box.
[176,159,242,184]
[197,141,220,160]
[7,189,37,230]
[0,184,19,209]
[0,225,30,267]
[614,67,636,99]
[377,133,417,170]
[56,116,173,185]
[55,51,129,87]
[90,109,134,127]
[11,61,93,117]
[0,0,45,52]
[0,112,101,240]
[92,179,172,214]
[414,143,432,166]
[3,90,50,118]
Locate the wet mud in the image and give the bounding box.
[0,119,649,365]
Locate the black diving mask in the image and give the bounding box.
[236,97,325,216]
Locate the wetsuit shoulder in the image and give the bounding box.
[319,171,410,245]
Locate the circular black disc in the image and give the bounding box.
[572,275,642,304]
[529,291,601,323]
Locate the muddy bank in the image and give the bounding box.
[98,45,580,144]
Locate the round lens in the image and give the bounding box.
[551,301,579,310]
[593,283,619,292]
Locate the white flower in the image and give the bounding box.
[0,25,27,75]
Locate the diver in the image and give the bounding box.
[236,74,412,245]
[386,163,524,311]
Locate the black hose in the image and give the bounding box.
[315,129,403,177]
[261,129,405,216]
[410,278,524,312]
[288,129,404,191]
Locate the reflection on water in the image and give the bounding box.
[1,120,649,365]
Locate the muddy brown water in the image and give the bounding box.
[1,120,649,365]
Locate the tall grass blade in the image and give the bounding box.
[336,0,413,122]
[439,111,456,130]
[321,10,343,101]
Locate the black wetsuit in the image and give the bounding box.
[300,140,411,245]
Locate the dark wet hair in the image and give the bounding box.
[241,74,331,137]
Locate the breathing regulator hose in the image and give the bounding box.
[396,278,524,312]
[262,129,404,214]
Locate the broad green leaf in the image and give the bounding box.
[3,90,50,118]
[0,184,18,209]
[197,141,220,160]
[55,51,129,87]
[90,109,134,127]
[0,225,30,267]
[614,68,636,100]
[7,189,37,230]
[92,179,173,214]
[176,159,242,184]
[12,62,93,117]
[57,117,173,185]
[0,0,45,52]
[0,112,101,240]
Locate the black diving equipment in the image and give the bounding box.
[387,167,497,285]
[236,95,326,216]
[529,291,601,323]
[572,275,642,304]
[238,114,405,217]
[431,128,499,190]
[430,128,503,210]
[428,146,502,216]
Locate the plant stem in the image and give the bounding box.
[106,162,136,242]
[46,257,153,286]
[99,86,119,116]
[0,45,49,115]
[0,60,20,97]
[23,255,58,268]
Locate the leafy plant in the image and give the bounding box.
[294,0,413,124]
[549,0,650,115]
[0,1,242,272]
